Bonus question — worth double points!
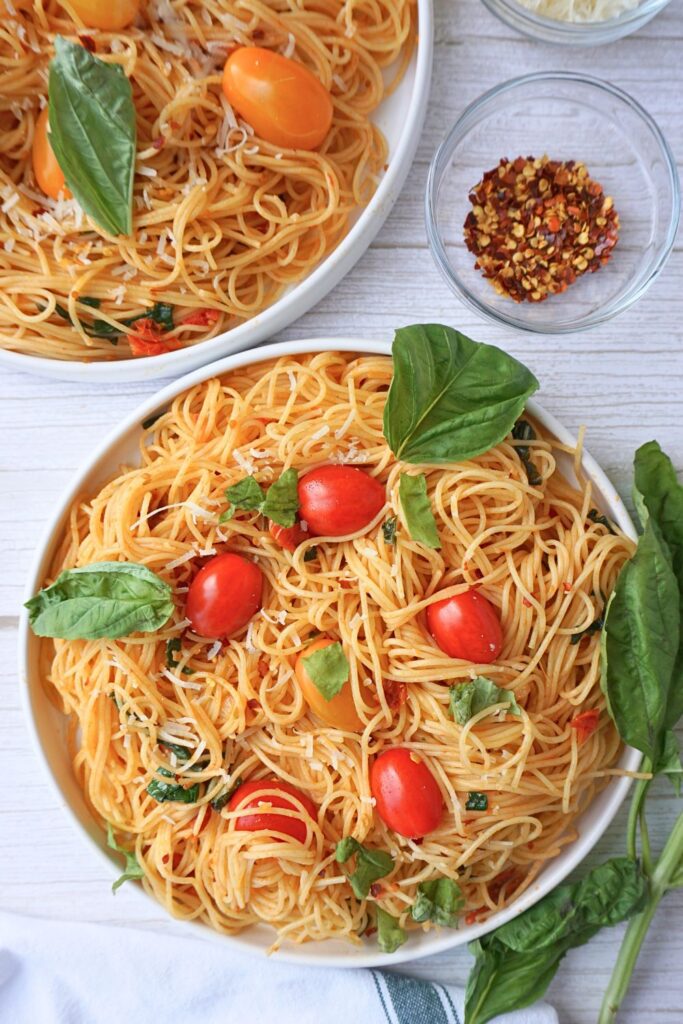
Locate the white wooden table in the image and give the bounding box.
[1,1,682,1019]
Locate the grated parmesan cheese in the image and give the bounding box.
[161,668,203,691]
[515,0,641,20]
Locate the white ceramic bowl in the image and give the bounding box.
[18,337,641,966]
[0,6,432,384]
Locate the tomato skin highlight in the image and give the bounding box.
[295,637,363,731]
[65,0,139,30]
[370,748,444,839]
[228,779,317,843]
[186,552,263,639]
[33,108,69,201]
[222,46,333,150]
[298,466,385,538]
[427,589,503,663]
[269,520,309,552]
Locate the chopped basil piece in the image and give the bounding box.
[210,775,243,812]
[587,508,617,535]
[398,473,440,549]
[511,419,542,487]
[376,907,406,954]
[301,641,350,701]
[466,792,489,812]
[411,877,464,927]
[303,546,318,562]
[570,611,604,645]
[107,823,145,893]
[382,516,398,545]
[449,676,521,725]
[142,408,167,430]
[221,469,299,527]
[147,768,200,804]
[335,837,394,900]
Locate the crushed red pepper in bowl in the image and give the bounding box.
[463,155,620,303]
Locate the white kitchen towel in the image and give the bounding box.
[0,911,558,1024]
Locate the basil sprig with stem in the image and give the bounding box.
[25,561,174,640]
[383,324,539,464]
[463,441,683,1024]
[48,37,136,236]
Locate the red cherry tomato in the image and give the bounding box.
[298,466,385,538]
[269,520,310,552]
[370,748,444,840]
[127,319,181,358]
[427,589,503,663]
[222,47,333,151]
[182,308,221,327]
[228,779,317,843]
[186,552,263,639]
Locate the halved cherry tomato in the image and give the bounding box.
[295,637,363,731]
[127,319,181,358]
[182,308,221,327]
[269,520,309,552]
[186,552,263,639]
[570,708,600,743]
[65,0,139,30]
[32,108,69,201]
[370,748,444,840]
[222,47,333,151]
[228,779,317,844]
[298,465,385,538]
[427,589,503,663]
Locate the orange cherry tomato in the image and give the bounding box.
[295,637,363,732]
[186,552,263,639]
[370,748,444,840]
[298,466,385,538]
[228,779,317,844]
[65,0,139,30]
[32,108,69,201]
[427,589,503,664]
[269,520,310,552]
[222,46,333,151]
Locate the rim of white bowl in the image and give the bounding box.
[425,70,681,335]
[0,2,433,384]
[18,337,642,966]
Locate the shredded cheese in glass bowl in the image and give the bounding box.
[479,0,672,43]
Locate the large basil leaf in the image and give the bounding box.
[655,730,682,796]
[48,36,136,236]
[25,561,174,640]
[383,324,539,464]
[398,472,440,548]
[634,441,683,730]
[465,858,647,1024]
[449,676,521,725]
[600,517,680,761]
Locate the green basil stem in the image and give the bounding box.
[598,811,683,1024]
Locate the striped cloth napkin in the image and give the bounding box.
[0,911,558,1024]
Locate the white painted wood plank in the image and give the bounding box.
[1,0,682,1017]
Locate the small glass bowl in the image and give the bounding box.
[425,72,680,335]
[479,0,673,46]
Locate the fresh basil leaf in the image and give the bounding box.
[301,641,349,701]
[25,561,174,640]
[107,823,144,893]
[511,419,542,486]
[412,877,464,927]
[221,470,300,528]
[139,303,174,332]
[655,730,682,796]
[210,775,243,812]
[449,676,521,725]
[158,739,193,763]
[48,37,136,236]
[465,858,647,1024]
[398,473,440,549]
[600,517,679,761]
[587,508,617,535]
[382,516,398,545]
[634,441,683,730]
[376,907,406,954]
[49,298,174,342]
[147,767,200,804]
[303,546,318,562]
[335,837,394,900]
[383,324,539,465]
[466,792,488,811]
[261,468,299,527]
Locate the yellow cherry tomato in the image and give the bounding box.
[222,46,333,151]
[64,0,139,31]
[295,638,363,731]
[32,108,70,201]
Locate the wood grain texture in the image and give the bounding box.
[1,0,682,1019]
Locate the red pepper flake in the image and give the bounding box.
[465,908,487,926]
[563,581,572,593]
[489,868,518,902]
[384,679,407,710]
[183,307,221,327]
[570,708,600,743]
[247,698,261,711]
[152,135,166,151]
[370,883,384,898]
[257,659,269,678]
[463,155,619,303]
[522,597,532,608]
[79,34,96,51]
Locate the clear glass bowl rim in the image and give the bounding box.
[424,70,681,335]
[479,0,673,40]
